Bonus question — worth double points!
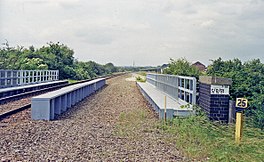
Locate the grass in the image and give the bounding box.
[138,71,147,76]
[115,108,264,161]
[136,76,146,82]
[158,114,264,162]
[114,109,151,138]
[68,79,78,84]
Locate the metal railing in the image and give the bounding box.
[146,73,197,105]
[0,70,59,88]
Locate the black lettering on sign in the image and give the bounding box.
[236,98,248,108]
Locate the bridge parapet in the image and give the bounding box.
[0,70,59,88]
[146,73,197,106]
[137,73,197,119]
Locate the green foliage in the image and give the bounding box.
[104,62,117,73]
[138,71,147,76]
[158,112,264,161]
[20,58,48,70]
[163,58,201,79]
[207,57,264,129]
[0,41,120,80]
[136,76,146,82]
[115,104,264,161]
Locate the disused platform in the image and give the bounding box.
[137,82,193,119]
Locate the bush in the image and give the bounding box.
[207,58,264,129]
[136,76,146,82]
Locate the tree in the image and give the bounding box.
[207,57,264,129]
[0,41,119,81]
[20,58,48,70]
[104,62,117,73]
[163,58,201,79]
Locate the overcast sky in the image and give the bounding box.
[0,0,264,66]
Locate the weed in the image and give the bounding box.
[114,106,264,161]
[158,113,264,161]
[136,76,146,82]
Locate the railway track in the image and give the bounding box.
[0,73,125,120]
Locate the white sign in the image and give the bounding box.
[236,98,248,108]
[210,85,229,95]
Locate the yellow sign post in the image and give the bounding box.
[164,95,167,121]
[235,112,243,144]
[235,98,248,144]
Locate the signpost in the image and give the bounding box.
[235,98,248,144]
[164,95,167,121]
[236,98,248,108]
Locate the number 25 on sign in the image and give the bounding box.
[235,98,248,144]
[236,98,248,108]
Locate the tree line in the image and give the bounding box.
[164,58,264,129]
[0,41,121,80]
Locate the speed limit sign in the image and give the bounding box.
[236,98,248,108]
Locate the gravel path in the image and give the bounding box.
[0,74,185,161]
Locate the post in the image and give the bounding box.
[164,95,167,121]
[235,112,243,144]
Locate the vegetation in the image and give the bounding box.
[163,58,201,79]
[164,57,264,129]
[136,76,146,82]
[207,58,264,129]
[159,112,264,162]
[115,106,263,161]
[0,41,120,80]
[138,71,147,76]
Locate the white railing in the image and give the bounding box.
[146,73,197,105]
[0,70,59,88]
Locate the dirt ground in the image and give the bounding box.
[0,74,186,161]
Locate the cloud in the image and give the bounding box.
[0,0,264,66]
[200,20,215,28]
[75,28,114,45]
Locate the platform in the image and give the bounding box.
[31,78,106,120]
[137,82,193,119]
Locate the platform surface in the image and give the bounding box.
[32,78,104,100]
[138,82,192,110]
[137,82,193,118]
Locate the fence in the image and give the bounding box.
[0,70,59,88]
[146,73,197,105]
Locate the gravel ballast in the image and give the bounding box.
[0,74,185,161]
[0,98,31,115]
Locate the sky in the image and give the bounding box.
[0,0,264,66]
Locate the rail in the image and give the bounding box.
[0,72,126,120]
[0,70,59,88]
[146,73,197,105]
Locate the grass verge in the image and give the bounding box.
[115,108,263,161]
[158,114,264,162]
